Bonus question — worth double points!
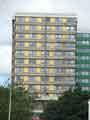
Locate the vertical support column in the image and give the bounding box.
[88,100,90,120]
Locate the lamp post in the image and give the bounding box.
[8,78,12,120]
[88,100,90,120]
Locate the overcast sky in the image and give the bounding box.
[0,0,90,82]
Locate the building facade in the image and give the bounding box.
[76,33,90,91]
[12,13,77,100]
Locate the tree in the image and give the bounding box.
[40,87,90,120]
[0,86,32,120]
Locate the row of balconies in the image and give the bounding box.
[15,72,75,76]
[15,55,76,60]
[15,47,75,51]
[15,20,77,26]
[15,39,76,43]
[15,30,76,34]
[15,64,75,68]
[15,81,75,85]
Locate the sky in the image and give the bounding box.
[0,0,90,84]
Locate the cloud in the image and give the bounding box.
[0,45,11,75]
[0,0,90,76]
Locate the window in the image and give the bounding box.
[65,52,75,56]
[29,51,35,57]
[56,68,61,73]
[17,17,24,22]
[55,52,62,56]
[66,44,75,49]
[46,26,50,30]
[17,42,24,47]
[30,42,36,47]
[29,76,35,81]
[29,59,36,64]
[46,34,49,39]
[56,43,61,48]
[30,34,36,38]
[18,34,24,38]
[41,68,47,73]
[16,59,24,64]
[29,68,35,73]
[42,76,47,81]
[16,51,24,57]
[15,75,23,81]
[18,25,24,32]
[16,68,23,73]
[56,26,61,31]
[31,26,36,30]
[46,17,50,22]
[56,18,61,23]
[29,85,35,93]
[31,17,36,22]
[82,41,89,45]
[56,86,62,93]
[41,85,48,94]
[82,87,89,91]
[82,79,88,83]
[56,35,62,39]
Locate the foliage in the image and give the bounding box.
[0,86,32,120]
[40,87,90,120]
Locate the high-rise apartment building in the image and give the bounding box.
[12,13,77,100]
[76,33,90,91]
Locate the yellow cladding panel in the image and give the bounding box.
[49,85,54,90]
[37,43,42,47]
[24,76,29,81]
[36,26,42,30]
[51,26,56,30]
[24,17,30,22]
[50,35,56,39]
[16,17,18,22]
[62,27,67,32]
[36,34,42,39]
[62,17,67,23]
[35,85,40,93]
[49,60,54,65]
[36,60,41,64]
[24,59,29,64]
[49,68,54,73]
[25,26,30,31]
[49,77,54,82]
[16,26,18,31]
[36,51,42,56]
[24,42,29,47]
[36,68,41,73]
[50,18,56,23]
[50,43,55,48]
[16,42,18,47]
[24,51,29,57]
[49,52,54,57]
[24,34,29,39]
[16,34,19,39]
[37,18,42,22]
[24,68,29,73]
[36,76,41,82]
[62,35,68,39]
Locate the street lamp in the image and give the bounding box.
[8,78,12,120]
[88,100,90,120]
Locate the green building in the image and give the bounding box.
[76,33,90,91]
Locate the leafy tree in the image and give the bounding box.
[40,87,90,120]
[0,86,32,120]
